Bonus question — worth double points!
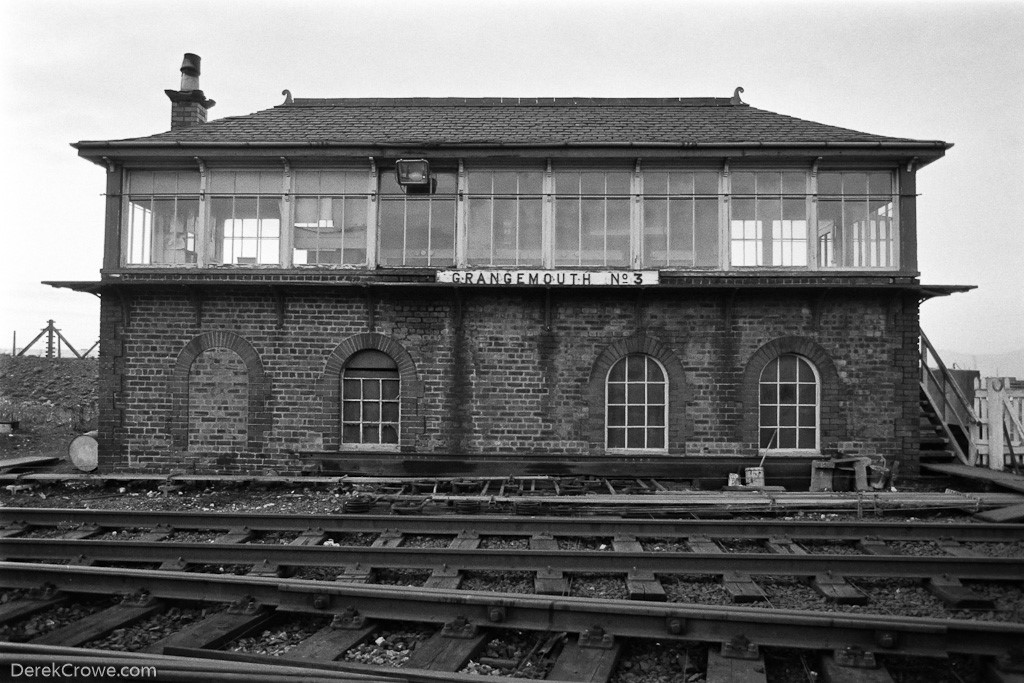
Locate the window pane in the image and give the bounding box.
[732,172,755,194]
[382,380,400,400]
[378,200,405,265]
[608,428,626,449]
[363,402,380,421]
[608,406,626,427]
[627,384,645,403]
[608,384,625,404]
[694,172,718,195]
[605,172,630,195]
[798,428,816,449]
[818,173,842,195]
[627,428,645,448]
[430,200,456,264]
[647,405,665,426]
[627,356,645,381]
[554,199,580,264]
[644,172,668,195]
[757,172,781,195]
[868,172,891,195]
[519,199,543,265]
[492,172,516,195]
[781,172,804,194]
[381,425,399,444]
[778,428,797,448]
[647,384,665,404]
[609,359,626,382]
[647,429,665,449]
[343,379,360,399]
[343,401,360,421]
[362,425,379,444]
[844,173,867,195]
[343,424,360,443]
[627,405,645,426]
[694,199,719,267]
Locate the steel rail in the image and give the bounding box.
[5,508,1023,543]
[1,562,1020,660]
[3,538,1021,579]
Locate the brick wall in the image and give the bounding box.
[186,348,248,457]
[96,286,921,475]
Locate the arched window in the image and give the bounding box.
[606,354,667,451]
[342,350,400,447]
[759,354,819,450]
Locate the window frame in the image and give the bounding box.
[117,162,902,275]
[757,353,821,455]
[604,353,669,454]
[340,351,401,452]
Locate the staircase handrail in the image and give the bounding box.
[919,329,981,466]
[919,330,982,424]
[1004,395,1024,444]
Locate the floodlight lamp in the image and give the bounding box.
[395,159,431,189]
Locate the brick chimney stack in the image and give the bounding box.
[164,53,216,130]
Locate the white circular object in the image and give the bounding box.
[69,434,98,472]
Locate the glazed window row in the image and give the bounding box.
[334,349,820,453]
[124,166,899,271]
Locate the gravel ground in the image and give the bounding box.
[0,598,113,641]
[459,631,546,678]
[162,530,222,543]
[83,606,213,651]
[292,566,343,581]
[796,540,864,555]
[567,573,629,599]
[717,539,768,553]
[372,569,431,587]
[460,571,534,594]
[478,536,530,550]
[661,575,733,605]
[228,616,330,656]
[93,528,154,541]
[888,540,941,556]
[400,534,453,548]
[610,640,704,683]
[323,532,378,546]
[955,581,1024,622]
[962,542,1024,559]
[341,625,432,667]
[246,531,299,544]
[640,538,690,552]
[557,537,614,551]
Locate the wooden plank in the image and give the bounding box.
[920,463,1024,495]
[0,523,29,539]
[286,621,378,661]
[612,536,666,601]
[404,629,489,671]
[812,573,868,605]
[859,537,993,608]
[706,646,767,683]
[249,529,326,577]
[927,575,995,609]
[425,531,479,589]
[547,636,621,682]
[531,533,567,595]
[820,654,894,683]
[689,535,765,603]
[975,503,1024,523]
[0,455,59,470]
[144,606,275,653]
[31,601,163,646]
[0,595,67,624]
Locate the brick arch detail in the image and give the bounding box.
[170,331,270,450]
[320,333,423,451]
[585,335,689,454]
[738,336,843,446]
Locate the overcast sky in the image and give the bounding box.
[1,0,1021,362]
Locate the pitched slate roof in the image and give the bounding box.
[78,97,946,148]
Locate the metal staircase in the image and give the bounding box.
[919,330,980,466]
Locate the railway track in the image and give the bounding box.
[2,508,1023,681]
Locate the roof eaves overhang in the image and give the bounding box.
[71,139,952,166]
[43,278,975,298]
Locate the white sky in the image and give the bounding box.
[1,0,1021,357]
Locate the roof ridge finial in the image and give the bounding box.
[731,86,745,105]
[282,89,294,105]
